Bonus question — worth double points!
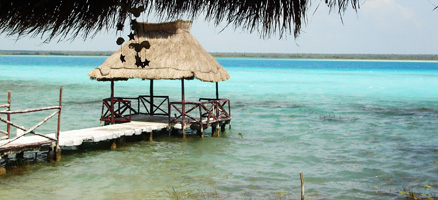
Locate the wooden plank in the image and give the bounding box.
[0,106,60,114]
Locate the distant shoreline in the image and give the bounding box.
[1,50,437,61]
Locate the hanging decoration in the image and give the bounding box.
[127,32,135,41]
[120,54,126,63]
[116,21,125,63]
[115,4,150,68]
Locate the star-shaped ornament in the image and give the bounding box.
[128,32,135,41]
[120,54,126,63]
[141,59,150,68]
[130,19,139,32]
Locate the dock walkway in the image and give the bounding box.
[0,121,168,155]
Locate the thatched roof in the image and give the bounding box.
[0,0,360,41]
[88,20,230,82]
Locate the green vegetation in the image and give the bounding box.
[1,50,438,61]
[398,185,436,200]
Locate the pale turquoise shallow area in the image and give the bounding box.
[0,56,437,199]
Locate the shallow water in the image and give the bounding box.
[0,56,437,199]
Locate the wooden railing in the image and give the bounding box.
[169,98,231,133]
[100,95,169,124]
[100,97,132,123]
[199,98,231,122]
[169,101,216,128]
[137,95,169,116]
[0,92,11,140]
[0,88,62,154]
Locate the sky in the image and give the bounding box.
[1,0,438,54]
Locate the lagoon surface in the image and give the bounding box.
[0,56,438,199]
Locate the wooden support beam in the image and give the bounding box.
[110,140,117,150]
[199,125,204,138]
[55,87,63,162]
[181,79,186,140]
[110,81,115,124]
[56,87,62,149]
[150,79,154,116]
[216,82,219,99]
[7,91,11,138]
[221,123,226,132]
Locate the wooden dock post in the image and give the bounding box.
[211,123,219,137]
[215,99,220,136]
[0,166,5,175]
[181,79,186,140]
[300,172,305,200]
[200,125,204,138]
[110,140,117,150]
[220,123,226,133]
[216,123,220,137]
[216,82,219,100]
[7,91,11,138]
[110,80,115,125]
[150,80,154,116]
[228,100,232,130]
[211,124,216,136]
[55,87,62,162]
[182,125,186,140]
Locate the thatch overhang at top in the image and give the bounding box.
[0,0,360,42]
[88,20,230,83]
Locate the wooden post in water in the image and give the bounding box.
[110,81,115,124]
[55,87,63,161]
[7,91,11,138]
[228,100,232,129]
[215,100,220,136]
[150,79,154,116]
[199,106,204,138]
[181,79,186,140]
[300,172,305,200]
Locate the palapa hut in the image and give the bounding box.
[88,19,231,138]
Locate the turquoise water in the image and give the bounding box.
[0,55,438,199]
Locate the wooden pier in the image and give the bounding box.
[0,88,231,164]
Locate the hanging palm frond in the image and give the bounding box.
[0,0,360,41]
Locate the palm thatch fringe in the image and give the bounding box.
[88,20,230,82]
[0,0,360,41]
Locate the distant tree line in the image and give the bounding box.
[0,50,113,56]
[1,50,437,61]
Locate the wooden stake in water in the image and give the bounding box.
[7,91,11,138]
[300,172,305,200]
